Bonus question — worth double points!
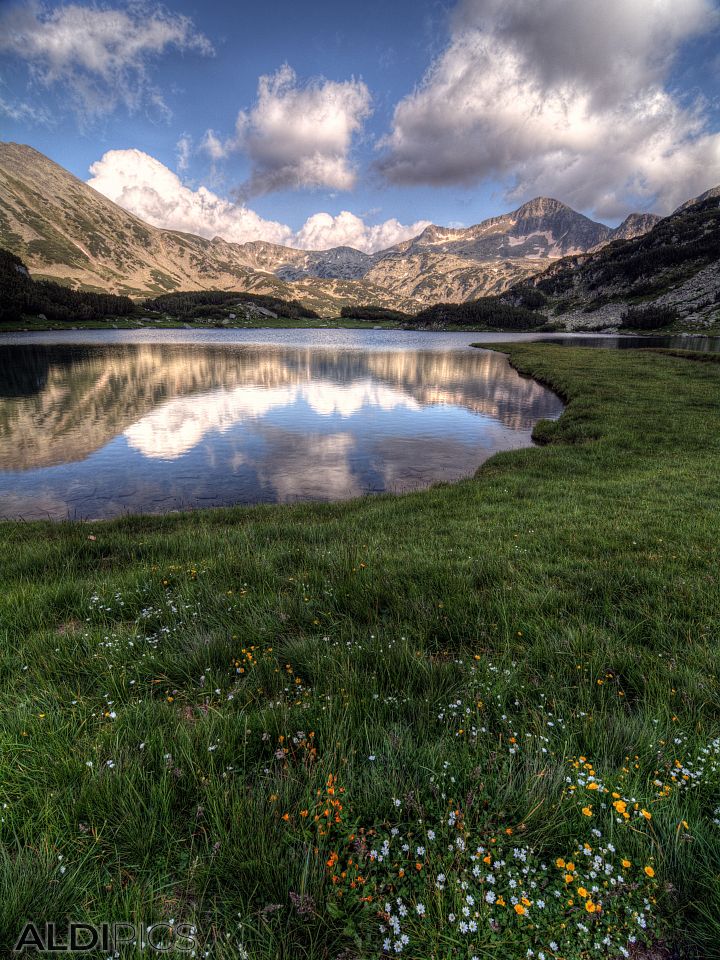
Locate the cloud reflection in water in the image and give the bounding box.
[0,341,563,519]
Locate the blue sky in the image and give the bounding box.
[1,0,719,251]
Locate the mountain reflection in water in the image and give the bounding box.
[0,341,563,519]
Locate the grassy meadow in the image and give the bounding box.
[1,343,719,959]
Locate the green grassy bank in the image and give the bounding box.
[1,344,719,959]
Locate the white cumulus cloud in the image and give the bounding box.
[87,148,426,253]
[379,0,720,216]
[294,211,429,251]
[0,0,213,119]
[88,149,293,246]
[204,64,372,196]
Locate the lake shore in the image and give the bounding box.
[3,314,718,336]
[1,343,718,958]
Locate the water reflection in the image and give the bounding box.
[0,341,563,519]
[542,335,720,352]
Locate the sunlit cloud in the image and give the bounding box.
[379,0,720,216]
[0,0,213,121]
[124,380,419,459]
[202,64,372,196]
[88,148,427,252]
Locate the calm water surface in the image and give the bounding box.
[0,329,570,520]
[3,327,716,520]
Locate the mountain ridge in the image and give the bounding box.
[0,141,688,311]
[0,142,421,315]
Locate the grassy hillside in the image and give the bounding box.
[0,252,344,329]
[0,345,718,958]
[0,143,421,314]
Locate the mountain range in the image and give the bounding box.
[0,142,663,315]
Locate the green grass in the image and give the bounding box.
[1,344,719,958]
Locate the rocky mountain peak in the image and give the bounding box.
[513,197,572,219]
[416,224,455,242]
[609,212,662,241]
[674,185,720,214]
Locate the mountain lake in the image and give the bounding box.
[0,328,715,520]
